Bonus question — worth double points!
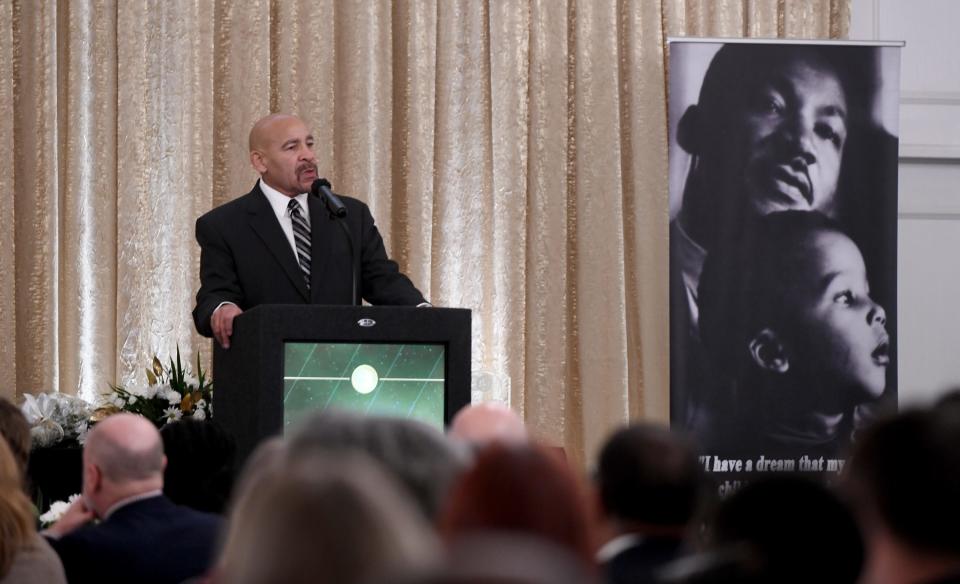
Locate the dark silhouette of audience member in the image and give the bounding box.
[160,418,236,514]
[44,413,222,584]
[0,438,67,584]
[215,450,438,584]
[663,475,863,584]
[698,211,889,458]
[438,443,596,568]
[594,424,703,584]
[0,397,31,486]
[286,410,468,521]
[844,394,960,584]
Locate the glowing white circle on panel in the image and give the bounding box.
[351,364,379,395]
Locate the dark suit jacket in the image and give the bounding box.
[193,182,426,337]
[47,495,222,584]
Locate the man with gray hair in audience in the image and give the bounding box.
[44,413,222,584]
[286,410,468,521]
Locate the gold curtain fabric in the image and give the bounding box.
[1,0,848,465]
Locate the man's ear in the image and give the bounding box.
[84,462,102,494]
[748,328,790,374]
[677,104,703,154]
[250,150,266,174]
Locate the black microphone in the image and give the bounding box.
[311,178,357,305]
[312,178,347,219]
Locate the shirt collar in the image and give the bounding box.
[259,178,310,220]
[596,533,643,563]
[103,490,164,519]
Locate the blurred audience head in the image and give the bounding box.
[439,442,595,566]
[161,418,236,513]
[596,423,702,534]
[216,451,439,584]
[693,475,863,584]
[82,413,166,517]
[407,534,598,584]
[0,397,30,482]
[0,438,35,578]
[449,403,527,446]
[287,410,468,520]
[845,393,960,582]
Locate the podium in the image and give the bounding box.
[212,305,471,462]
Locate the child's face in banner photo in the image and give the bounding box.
[737,57,849,218]
[782,229,889,405]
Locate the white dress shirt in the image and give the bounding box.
[259,178,311,259]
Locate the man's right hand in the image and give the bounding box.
[211,303,243,349]
[45,498,96,539]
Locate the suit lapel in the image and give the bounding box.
[307,191,334,301]
[245,184,311,302]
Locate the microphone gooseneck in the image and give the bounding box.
[311,178,357,305]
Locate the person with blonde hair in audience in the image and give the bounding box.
[0,398,30,487]
[215,450,439,584]
[0,438,67,584]
[407,533,599,584]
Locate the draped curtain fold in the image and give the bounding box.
[0,0,848,465]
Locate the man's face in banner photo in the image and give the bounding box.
[678,47,851,238]
[738,57,848,216]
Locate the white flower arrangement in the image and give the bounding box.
[21,393,93,448]
[38,494,82,526]
[101,347,213,428]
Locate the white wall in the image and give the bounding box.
[852,0,960,405]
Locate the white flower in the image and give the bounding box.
[191,407,206,421]
[195,399,206,410]
[127,395,137,405]
[39,494,81,526]
[77,424,90,445]
[162,388,182,405]
[163,407,183,424]
[182,374,200,389]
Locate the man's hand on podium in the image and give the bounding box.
[212,303,243,349]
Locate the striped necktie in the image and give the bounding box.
[287,199,311,289]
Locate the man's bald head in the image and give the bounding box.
[85,414,165,482]
[248,113,302,152]
[449,403,527,446]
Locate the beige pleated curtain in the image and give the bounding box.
[0,0,848,465]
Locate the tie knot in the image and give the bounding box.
[287,199,302,216]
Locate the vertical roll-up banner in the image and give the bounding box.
[667,39,903,493]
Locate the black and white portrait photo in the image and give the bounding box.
[667,40,901,480]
